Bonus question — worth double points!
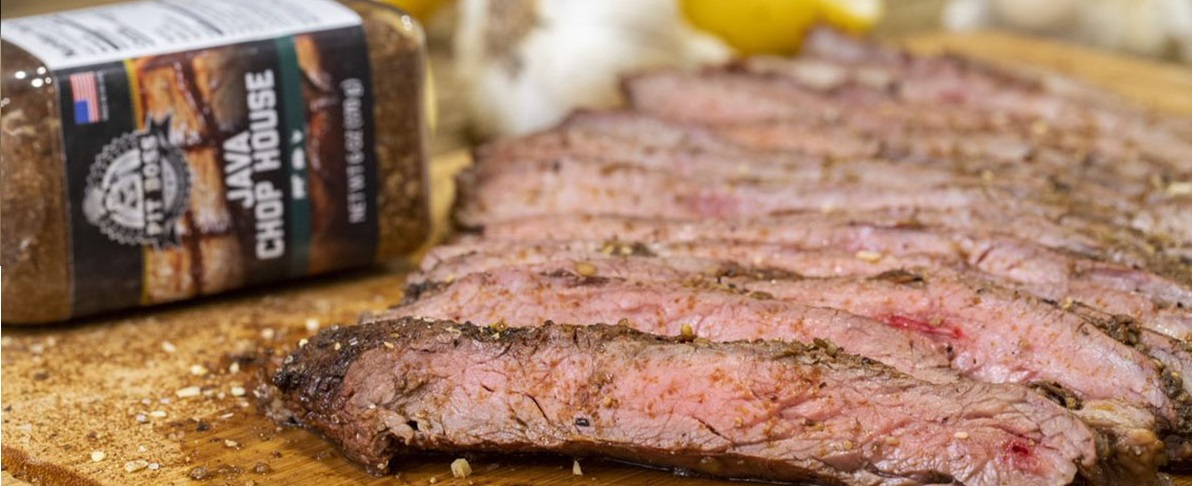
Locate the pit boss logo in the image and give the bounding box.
[83,118,191,247]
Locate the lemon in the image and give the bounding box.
[380,0,447,21]
[681,0,883,55]
[820,0,884,33]
[681,0,820,55]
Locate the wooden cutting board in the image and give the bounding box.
[3,31,1192,486]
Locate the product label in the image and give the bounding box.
[2,0,380,315]
[1,0,361,69]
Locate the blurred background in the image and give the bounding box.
[4,0,1190,151]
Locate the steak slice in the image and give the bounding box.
[417,239,1192,398]
[455,157,1086,226]
[454,203,1152,272]
[713,119,1162,203]
[794,28,1192,153]
[474,139,983,193]
[404,252,1174,471]
[621,73,1192,245]
[625,68,1192,178]
[558,109,879,161]
[474,120,1164,267]
[745,271,1187,430]
[404,256,1177,430]
[743,54,1192,151]
[560,105,1154,192]
[711,119,1192,246]
[272,318,1106,485]
[474,119,829,181]
[414,235,1176,333]
[421,238,1192,388]
[474,127,1156,227]
[465,120,1184,253]
[413,238,940,286]
[478,215,1192,339]
[399,265,958,383]
[555,110,1185,239]
[536,111,1171,264]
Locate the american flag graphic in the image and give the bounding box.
[70,72,102,124]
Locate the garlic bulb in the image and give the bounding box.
[454,0,732,137]
[944,0,1192,64]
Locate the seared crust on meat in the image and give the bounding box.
[274,318,1105,485]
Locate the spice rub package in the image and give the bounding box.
[1,0,431,323]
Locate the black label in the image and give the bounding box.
[59,60,143,315]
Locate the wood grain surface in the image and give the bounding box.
[3,31,1192,486]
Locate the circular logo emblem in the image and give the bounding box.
[83,118,191,247]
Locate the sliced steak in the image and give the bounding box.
[559,109,881,158]
[413,238,940,285]
[406,254,1177,428]
[399,267,956,383]
[475,138,977,191]
[555,109,1177,217]
[623,72,1192,243]
[419,237,1192,354]
[407,250,1176,470]
[478,215,1192,334]
[474,123,1163,266]
[742,54,1189,149]
[552,111,1183,260]
[416,237,1192,419]
[714,119,1162,202]
[626,68,1192,178]
[712,120,1192,245]
[272,318,1107,485]
[795,28,1192,149]
[475,128,1152,226]
[455,157,1094,227]
[744,270,1188,434]
[474,118,827,181]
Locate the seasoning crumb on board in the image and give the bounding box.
[450,458,472,478]
[189,466,210,480]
